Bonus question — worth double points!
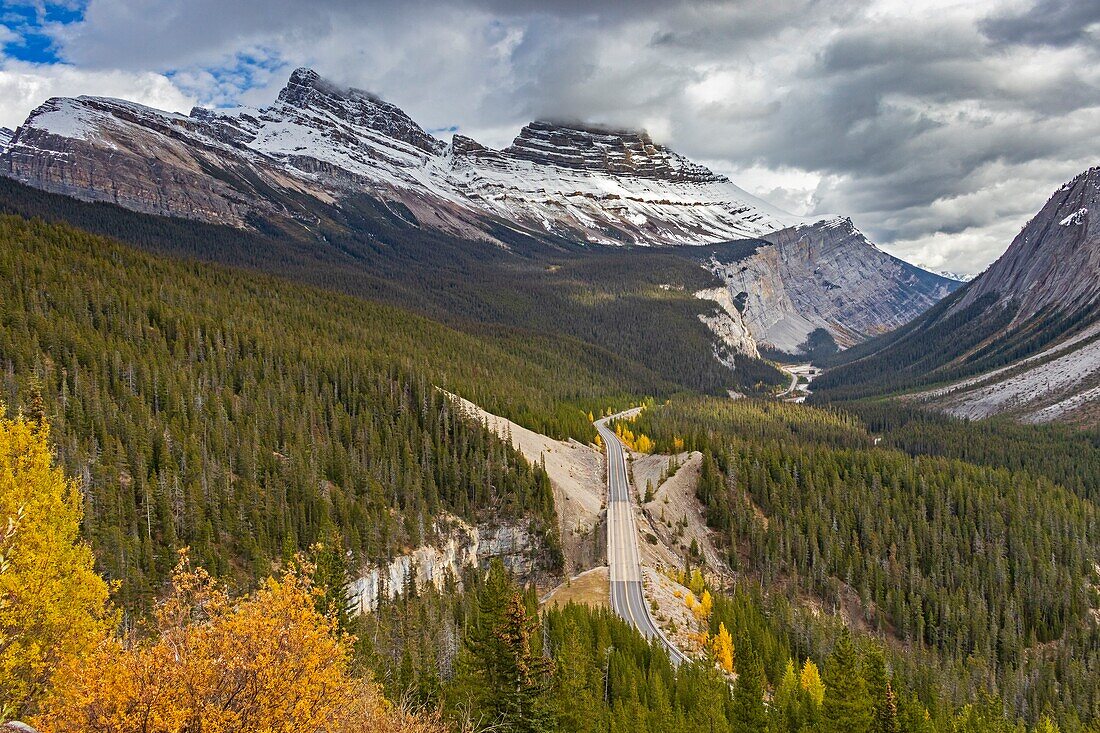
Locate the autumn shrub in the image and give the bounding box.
[36,555,446,733]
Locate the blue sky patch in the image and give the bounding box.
[1,2,86,64]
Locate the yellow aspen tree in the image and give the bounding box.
[800,658,826,706]
[38,554,445,733]
[0,411,114,719]
[684,591,696,610]
[699,590,713,621]
[689,569,705,597]
[711,623,735,674]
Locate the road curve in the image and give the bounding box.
[597,414,687,667]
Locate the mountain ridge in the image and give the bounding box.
[0,67,958,357]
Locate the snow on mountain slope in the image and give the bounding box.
[449,122,808,245]
[0,127,15,153]
[0,68,489,236]
[1,68,804,246]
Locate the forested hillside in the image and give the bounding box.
[625,398,1100,726]
[0,213,695,614]
[360,553,1073,732]
[844,402,1100,502]
[0,176,785,398]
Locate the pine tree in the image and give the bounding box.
[879,681,900,733]
[460,560,553,733]
[495,593,554,732]
[863,646,889,732]
[773,659,816,733]
[821,631,873,733]
[550,616,598,732]
[311,532,351,631]
[731,650,767,733]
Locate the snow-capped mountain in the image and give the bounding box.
[816,167,1100,425]
[0,67,957,355]
[0,68,802,245]
[0,127,12,153]
[450,121,807,244]
[934,270,975,282]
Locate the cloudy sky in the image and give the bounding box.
[1,0,1098,274]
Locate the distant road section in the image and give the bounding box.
[596,414,687,666]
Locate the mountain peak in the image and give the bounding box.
[502,120,723,182]
[279,67,380,106]
[952,163,1100,322]
[274,68,443,155]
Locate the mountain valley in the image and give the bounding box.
[1,57,1098,733]
[814,167,1100,424]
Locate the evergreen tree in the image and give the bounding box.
[731,651,767,733]
[862,646,890,733]
[821,631,873,733]
[310,532,351,632]
[550,616,599,732]
[459,561,553,733]
[879,681,900,733]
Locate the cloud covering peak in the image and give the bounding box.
[1,0,1098,274]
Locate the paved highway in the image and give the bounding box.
[777,368,799,398]
[597,414,687,666]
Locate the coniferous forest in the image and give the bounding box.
[1,204,1098,733]
[625,397,1100,727]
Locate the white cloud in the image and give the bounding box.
[0,60,195,129]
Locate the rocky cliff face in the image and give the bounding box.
[347,516,542,614]
[503,121,721,182]
[708,218,959,353]
[951,166,1100,323]
[694,287,760,361]
[816,167,1100,425]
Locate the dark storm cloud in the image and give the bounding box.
[981,0,1100,48]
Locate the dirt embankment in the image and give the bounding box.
[447,393,606,576]
[540,566,610,610]
[629,451,731,585]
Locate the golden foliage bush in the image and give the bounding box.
[36,555,445,733]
